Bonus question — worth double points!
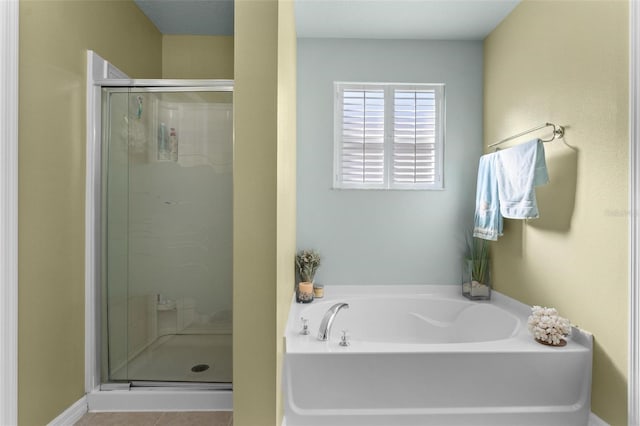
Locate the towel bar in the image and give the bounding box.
[488,122,565,148]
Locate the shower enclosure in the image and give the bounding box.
[100,82,233,388]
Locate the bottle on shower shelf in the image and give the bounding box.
[169,127,178,161]
[158,122,170,161]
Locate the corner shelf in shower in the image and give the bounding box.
[157,300,177,311]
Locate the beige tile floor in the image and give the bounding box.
[74,411,232,426]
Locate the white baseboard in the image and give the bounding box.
[47,396,88,426]
[589,412,610,426]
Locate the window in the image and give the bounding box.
[334,82,444,190]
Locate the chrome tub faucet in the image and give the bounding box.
[317,302,349,341]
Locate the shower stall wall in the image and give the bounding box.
[101,84,233,387]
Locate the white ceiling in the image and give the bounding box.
[134,0,520,40]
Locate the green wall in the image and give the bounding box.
[162,35,234,79]
[484,1,628,424]
[18,1,161,424]
[275,1,297,420]
[233,1,278,422]
[233,0,296,424]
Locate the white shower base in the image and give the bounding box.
[88,333,232,412]
[126,334,232,383]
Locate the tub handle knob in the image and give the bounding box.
[300,317,310,335]
[339,330,350,347]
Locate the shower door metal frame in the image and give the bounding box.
[85,51,233,410]
[629,2,640,425]
[0,1,19,424]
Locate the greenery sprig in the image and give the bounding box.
[466,235,490,284]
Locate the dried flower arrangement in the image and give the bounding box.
[527,306,571,346]
[295,249,321,283]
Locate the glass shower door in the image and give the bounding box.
[102,87,233,385]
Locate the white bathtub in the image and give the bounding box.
[283,285,592,426]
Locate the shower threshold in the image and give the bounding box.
[89,383,232,411]
[100,381,231,391]
[131,381,232,391]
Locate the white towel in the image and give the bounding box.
[495,139,549,219]
[473,153,503,241]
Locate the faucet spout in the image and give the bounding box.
[317,302,349,341]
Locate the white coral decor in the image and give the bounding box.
[527,306,571,346]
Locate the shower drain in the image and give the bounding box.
[191,364,210,373]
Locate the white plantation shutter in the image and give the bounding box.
[392,88,442,188]
[338,87,385,187]
[334,83,444,190]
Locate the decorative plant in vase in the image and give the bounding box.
[527,306,571,346]
[462,235,491,300]
[295,249,321,303]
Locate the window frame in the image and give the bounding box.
[333,82,445,190]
